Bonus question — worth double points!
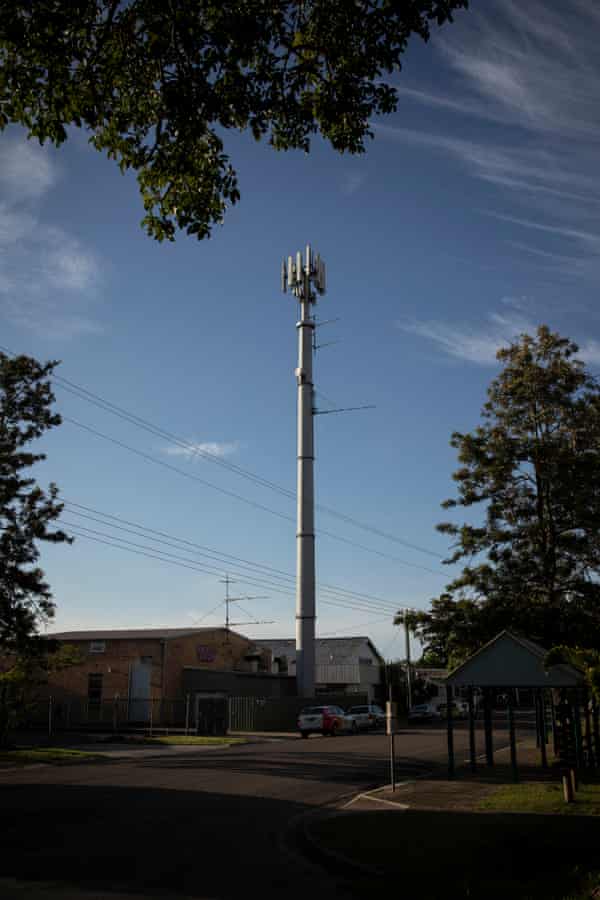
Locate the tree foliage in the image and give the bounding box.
[0,642,82,746]
[0,0,467,240]
[545,645,600,702]
[0,352,71,655]
[401,327,600,665]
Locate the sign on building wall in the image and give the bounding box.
[196,645,217,663]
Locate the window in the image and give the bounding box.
[89,640,106,654]
[87,673,103,706]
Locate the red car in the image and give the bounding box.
[297,705,357,738]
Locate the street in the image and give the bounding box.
[0,725,510,899]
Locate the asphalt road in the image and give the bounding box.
[0,725,509,900]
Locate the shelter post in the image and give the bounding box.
[539,690,548,769]
[574,692,584,771]
[550,691,558,756]
[483,688,494,766]
[508,688,518,782]
[592,698,600,769]
[468,686,476,773]
[446,685,455,779]
[583,689,593,768]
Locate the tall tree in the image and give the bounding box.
[0,352,71,655]
[0,1,467,241]
[403,327,600,665]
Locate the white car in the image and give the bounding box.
[297,705,359,738]
[347,704,386,730]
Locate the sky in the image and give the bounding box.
[3,0,600,661]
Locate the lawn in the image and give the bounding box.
[310,808,600,899]
[479,780,600,817]
[140,735,246,746]
[0,748,105,766]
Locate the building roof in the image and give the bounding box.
[255,636,384,663]
[446,630,584,688]
[49,627,248,642]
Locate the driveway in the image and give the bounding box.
[0,725,510,899]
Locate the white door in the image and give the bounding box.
[129,661,152,722]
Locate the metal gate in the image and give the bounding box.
[195,694,228,735]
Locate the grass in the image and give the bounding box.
[479,780,600,816]
[310,808,600,899]
[0,747,105,766]
[140,735,246,746]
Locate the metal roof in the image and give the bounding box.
[446,630,584,688]
[49,627,248,642]
[254,636,384,663]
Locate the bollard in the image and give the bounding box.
[562,772,574,804]
[570,767,578,794]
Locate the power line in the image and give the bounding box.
[63,500,403,608]
[62,416,445,577]
[319,615,394,636]
[42,361,443,560]
[64,527,401,617]
[64,520,399,616]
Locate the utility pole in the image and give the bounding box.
[404,618,413,711]
[220,574,235,636]
[281,245,326,697]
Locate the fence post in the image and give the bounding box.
[185,694,190,735]
[48,695,53,739]
[149,696,153,737]
[113,695,118,733]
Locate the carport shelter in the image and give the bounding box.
[444,631,585,779]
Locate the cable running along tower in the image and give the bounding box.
[281,245,326,697]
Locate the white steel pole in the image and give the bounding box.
[295,262,316,697]
[282,244,325,698]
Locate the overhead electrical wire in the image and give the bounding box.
[65,526,401,617]
[64,520,400,615]
[63,500,405,608]
[61,416,445,577]
[47,367,442,560]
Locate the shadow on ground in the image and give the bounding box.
[311,807,600,899]
[0,783,345,900]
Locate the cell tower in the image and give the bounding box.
[281,245,326,697]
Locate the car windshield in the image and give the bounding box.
[349,707,368,713]
[300,707,326,715]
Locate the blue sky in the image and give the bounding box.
[3,0,600,661]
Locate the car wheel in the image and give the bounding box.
[300,731,309,739]
[352,721,358,734]
[330,723,339,737]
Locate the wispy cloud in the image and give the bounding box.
[379,1,600,280]
[398,310,534,365]
[399,305,600,368]
[164,441,239,460]
[0,139,57,201]
[0,138,103,338]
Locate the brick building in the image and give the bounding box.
[45,626,282,724]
